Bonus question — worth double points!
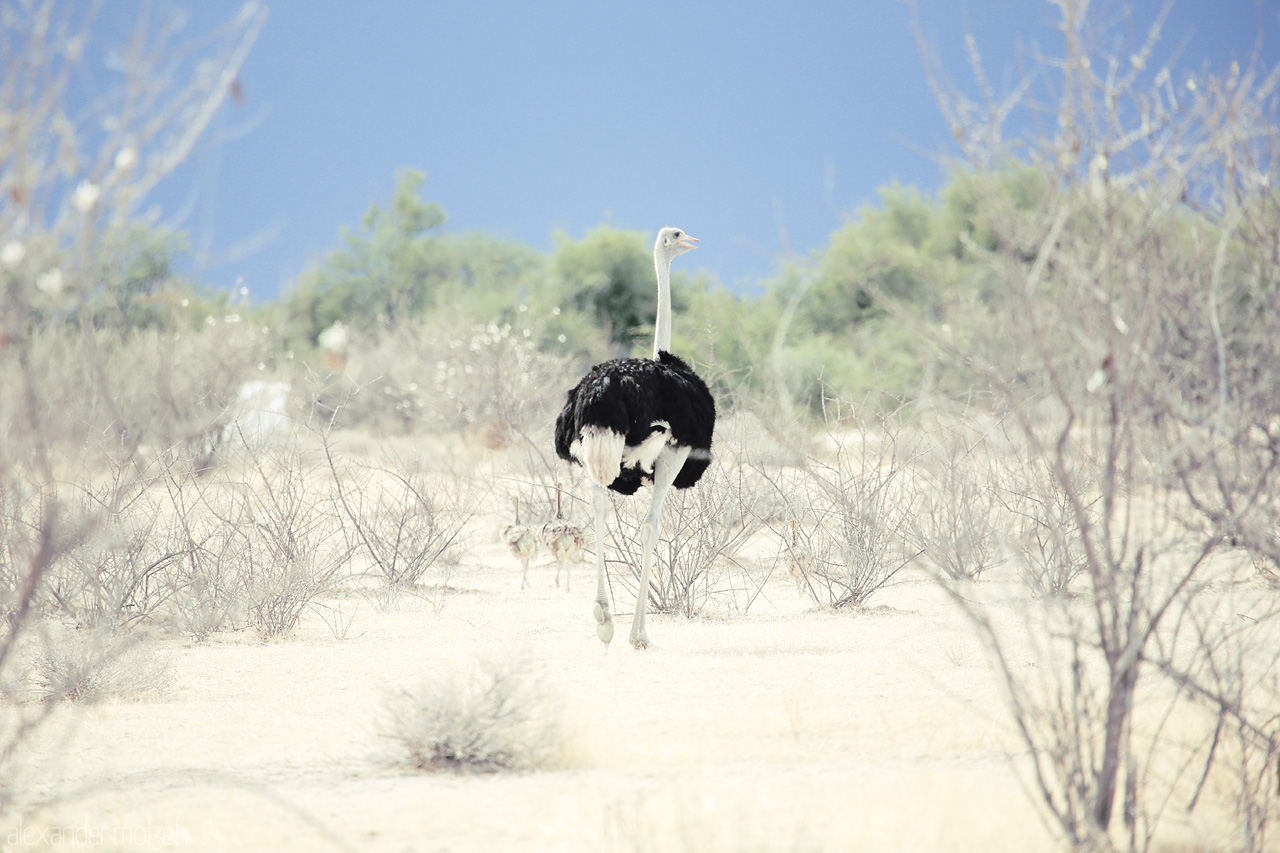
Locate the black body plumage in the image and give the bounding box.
[554,350,716,495]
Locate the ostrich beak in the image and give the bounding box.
[678,235,699,249]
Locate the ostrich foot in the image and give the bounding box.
[629,626,651,650]
[594,599,614,644]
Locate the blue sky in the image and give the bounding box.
[102,1,1275,301]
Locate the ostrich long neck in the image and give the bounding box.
[653,251,673,360]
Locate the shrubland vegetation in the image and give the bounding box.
[2,1,1279,849]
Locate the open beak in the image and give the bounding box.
[679,235,699,249]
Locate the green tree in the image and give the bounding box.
[282,170,554,351]
[285,169,447,342]
[804,183,947,333]
[88,226,229,331]
[550,225,663,354]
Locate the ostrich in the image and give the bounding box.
[500,497,539,590]
[540,482,585,592]
[554,226,716,649]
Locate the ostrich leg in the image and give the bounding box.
[592,485,614,645]
[630,446,691,650]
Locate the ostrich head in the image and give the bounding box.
[654,226,698,262]
[651,226,697,358]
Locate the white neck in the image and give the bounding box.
[653,251,672,360]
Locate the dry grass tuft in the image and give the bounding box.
[23,625,173,705]
[384,652,566,774]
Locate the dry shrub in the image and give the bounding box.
[606,459,768,619]
[772,399,923,609]
[915,0,1280,845]
[233,447,349,638]
[23,625,173,705]
[0,0,266,799]
[47,491,189,629]
[384,653,566,773]
[912,423,1005,582]
[997,449,1098,598]
[4,324,266,475]
[160,440,350,640]
[319,317,578,442]
[164,485,248,641]
[325,441,472,593]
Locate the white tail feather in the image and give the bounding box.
[574,426,625,488]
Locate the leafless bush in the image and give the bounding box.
[159,479,248,641]
[916,0,1280,846]
[241,549,337,640]
[170,522,248,641]
[912,422,1005,582]
[1150,571,1280,852]
[232,445,349,639]
[0,486,26,631]
[312,601,363,641]
[384,652,566,773]
[0,0,265,800]
[325,439,471,594]
[606,460,768,618]
[997,451,1098,597]
[768,398,923,609]
[167,440,349,640]
[45,484,190,628]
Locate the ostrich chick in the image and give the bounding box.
[540,482,585,592]
[500,496,539,590]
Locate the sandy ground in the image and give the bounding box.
[2,526,1254,852]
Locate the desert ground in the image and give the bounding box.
[4,568,1049,850]
[1,431,1267,853]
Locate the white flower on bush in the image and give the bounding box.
[1,240,25,269]
[36,268,64,295]
[114,146,138,172]
[72,180,101,212]
[318,322,348,354]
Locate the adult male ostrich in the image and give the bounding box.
[554,226,716,649]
